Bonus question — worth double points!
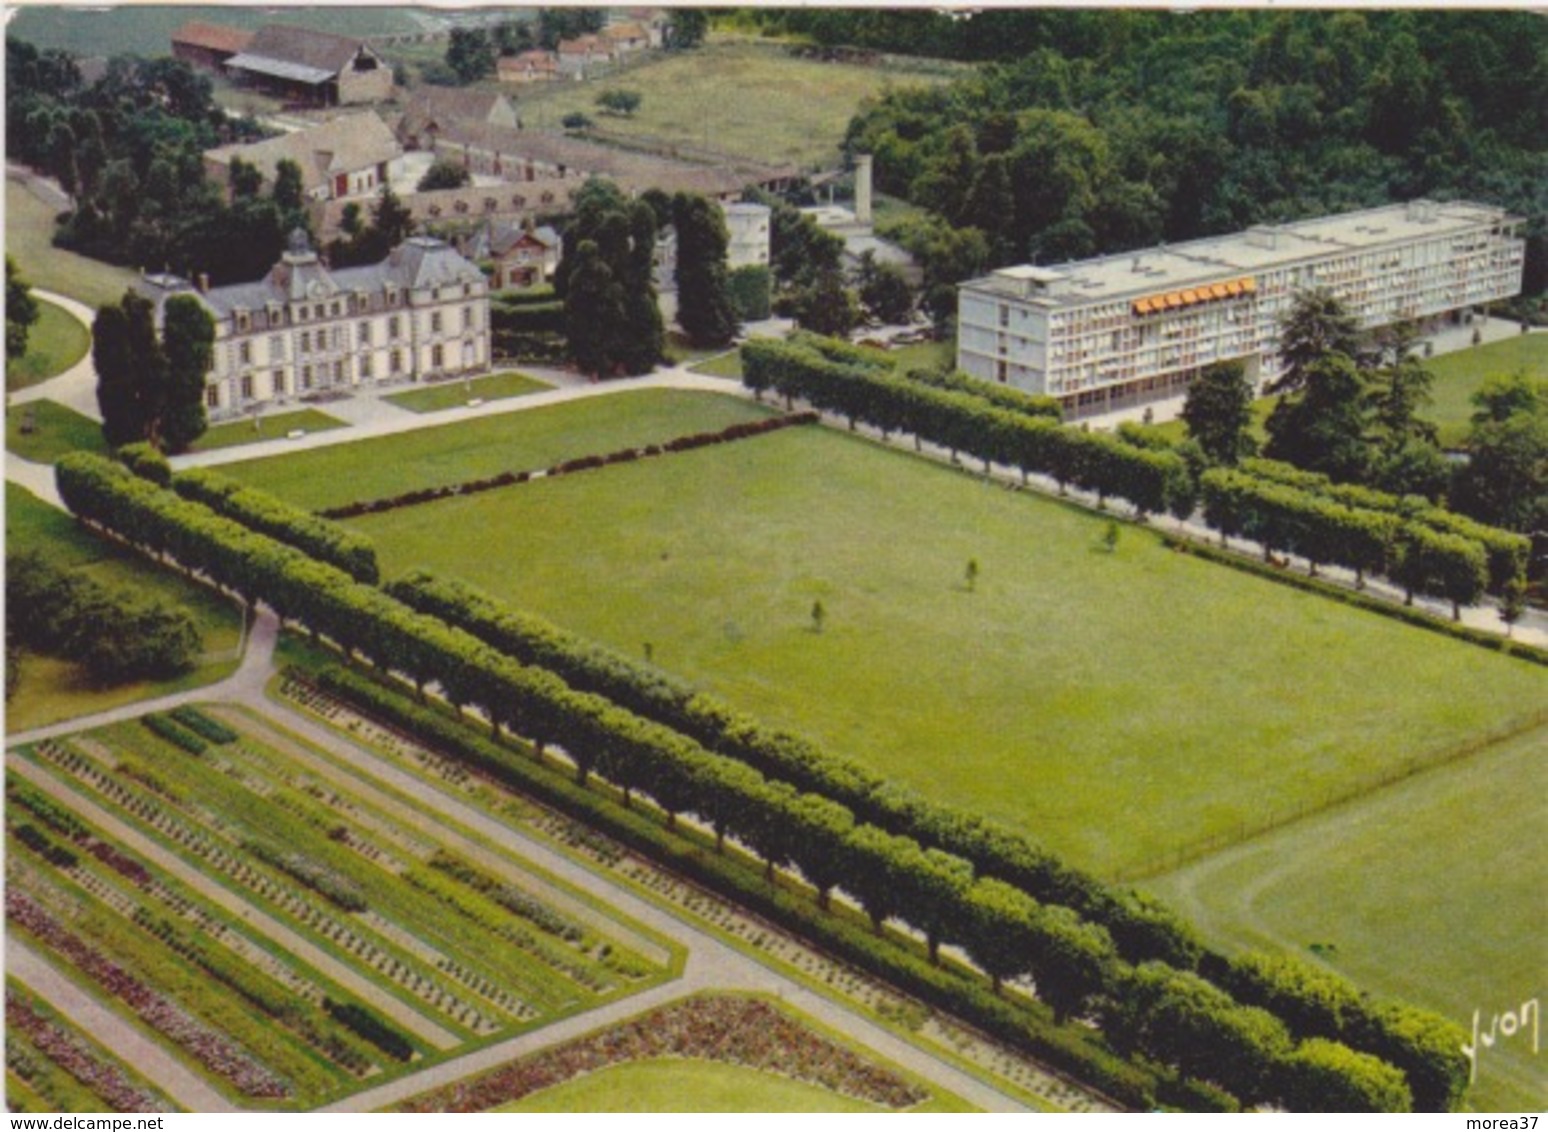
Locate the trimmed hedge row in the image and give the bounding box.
[169,706,237,745]
[140,713,208,756]
[324,999,413,1062]
[491,299,564,336]
[903,366,1063,421]
[317,413,816,521]
[743,337,1191,519]
[115,442,171,486]
[1240,458,1528,594]
[169,467,380,584]
[1201,469,1490,616]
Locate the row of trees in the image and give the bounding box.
[53,450,1449,1110]
[744,337,1191,517]
[552,180,662,379]
[6,549,199,685]
[167,467,381,584]
[93,290,214,453]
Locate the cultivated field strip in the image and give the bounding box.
[6,711,672,1108]
[7,942,230,1112]
[215,704,673,968]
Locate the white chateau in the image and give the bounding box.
[956,199,1526,417]
[140,231,490,418]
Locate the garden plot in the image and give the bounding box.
[5,709,670,1110]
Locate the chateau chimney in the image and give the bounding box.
[855,154,873,227]
[197,273,210,293]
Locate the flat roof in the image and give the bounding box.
[963,199,1520,306]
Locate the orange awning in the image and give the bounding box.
[1181,289,1199,304]
[1210,283,1230,299]
[1165,292,1183,308]
[1134,299,1153,315]
[1239,277,1257,294]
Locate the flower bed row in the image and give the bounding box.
[5,987,174,1113]
[400,994,928,1112]
[317,412,817,520]
[6,888,289,1098]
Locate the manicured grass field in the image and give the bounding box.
[5,174,136,310]
[5,400,106,464]
[191,409,349,453]
[509,36,958,167]
[220,389,775,512]
[5,483,244,732]
[383,371,551,414]
[6,298,90,391]
[688,350,745,379]
[1144,726,1546,1113]
[1427,332,1548,448]
[495,1058,888,1113]
[345,418,1547,879]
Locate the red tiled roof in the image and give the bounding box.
[172,21,255,56]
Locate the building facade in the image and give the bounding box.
[225,25,393,106]
[139,232,489,419]
[957,199,1526,417]
[205,113,400,203]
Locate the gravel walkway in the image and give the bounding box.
[6,937,237,1113]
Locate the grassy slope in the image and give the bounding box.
[5,175,137,310]
[6,298,90,392]
[507,36,956,169]
[220,389,774,511]
[1144,727,1546,1113]
[191,409,348,452]
[5,482,243,732]
[344,421,1548,878]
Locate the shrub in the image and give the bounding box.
[323,999,413,1061]
[169,706,238,745]
[140,713,208,756]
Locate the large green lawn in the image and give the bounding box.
[5,483,244,731]
[6,400,107,464]
[341,416,1547,878]
[6,298,90,391]
[383,371,551,414]
[1145,727,1546,1113]
[221,389,775,512]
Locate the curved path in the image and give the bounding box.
[8,288,104,421]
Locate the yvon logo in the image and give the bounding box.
[1462,997,1540,1085]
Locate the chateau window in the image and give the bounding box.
[273,370,286,395]
[205,385,219,408]
[463,306,474,331]
[270,335,285,360]
[240,374,254,400]
[390,350,402,374]
[302,365,313,389]
[330,302,340,317]
[358,321,372,347]
[359,354,373,379]
[431,311,443,334]
[389,315,402,339]
[432,344,444,369]
[239,341,252,365]
[300,331,311,353]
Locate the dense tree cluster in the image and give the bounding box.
[553,179,662,378]
[745,188,858,337]
[6,549,199,684]
[671,193,738,348]
[7,39,283,285]
[803,10,1545,290]
[93,290,213,453]
[1451,372,1548,536]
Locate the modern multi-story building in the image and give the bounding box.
[138,231,490,419]
[957,199,1526,417]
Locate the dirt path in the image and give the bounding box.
[7,756,463,1051]
[6,937,237,1113]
